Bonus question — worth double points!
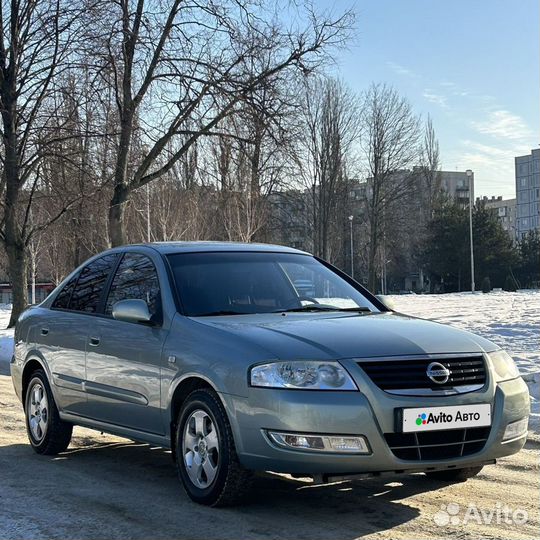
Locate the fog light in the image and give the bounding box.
[328,436,369,452]
[503,417,529,441]
[267,431,370,454]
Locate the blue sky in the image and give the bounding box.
[316,0,539,198]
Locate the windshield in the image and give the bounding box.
[167,251,378,316]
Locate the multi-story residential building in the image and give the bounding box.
[349,168,475,206]
[515,148,540,239]
[440,170,474,205]
[476,196,517,240]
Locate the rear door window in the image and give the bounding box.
[68,254,118,313]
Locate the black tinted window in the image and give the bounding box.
[51,273,79,309]
[105,253,161,318]
[167,252,375,316]
[68,254,118,313]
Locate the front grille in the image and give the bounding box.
[384,427,491,461]
[358,356,486,391]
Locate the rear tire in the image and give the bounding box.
[25,369,72,455]
[426,466,483,482]
[175,389,252,506]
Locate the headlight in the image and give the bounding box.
[489,350,520,382]
[250,361,358,390]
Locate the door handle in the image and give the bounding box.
[89,336,100,347]
[40,328,49,336]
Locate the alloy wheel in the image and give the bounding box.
[28,382,49,442]
[182,409,220,488]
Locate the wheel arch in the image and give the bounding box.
[169,375,228,460]
[170,375,217,424]
[21,357,49,408]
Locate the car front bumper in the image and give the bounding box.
[221,374,530,475]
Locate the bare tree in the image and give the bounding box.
[419,115,442,217]
[0,0,83,326]
[200,129,267,242]
[85,0,353,246]
[296,76,360,262]
[360,83,421,292]
[200,75,297,242]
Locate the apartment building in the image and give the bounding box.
[476,195,517,240]
[515,148,540,238]
[440,170,474,205]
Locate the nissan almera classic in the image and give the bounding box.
[11,242,530,506]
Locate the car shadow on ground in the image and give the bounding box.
[0,438,456,540]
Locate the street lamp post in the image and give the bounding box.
[466,169,475,292]
[348,215,354,279]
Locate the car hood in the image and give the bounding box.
[192,312,498,360]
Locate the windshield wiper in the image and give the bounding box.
[274,305,371,314]
[335,306,372,312]
[275,305,337,313]
[195,310,250,316]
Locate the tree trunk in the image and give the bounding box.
[6,240,28,328]
[1,99,28,327]
[108,111,133,247]
[4,169,29,328]
[249,126,263,242]
[108,185,129,247]
[367,217,379,292]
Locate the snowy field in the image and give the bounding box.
[1,291,539,432]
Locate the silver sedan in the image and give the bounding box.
[10,242,530,506]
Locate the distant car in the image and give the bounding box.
[11,242,530,506]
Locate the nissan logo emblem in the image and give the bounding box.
[426,362,451,384]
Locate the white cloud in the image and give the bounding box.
[454,140,532,197]
[471,110,533,140]
[386,61,414,77]
[438,81,468,97]
[422,89,448,108]
[461,140,511,158]
[458,109,534,196]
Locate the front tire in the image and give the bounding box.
[426,466,484,482]
[175,389,252,506]
[25,369,72,455]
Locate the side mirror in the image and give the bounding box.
[376,295,396,311]
[112,299,153,324]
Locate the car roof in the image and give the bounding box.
[124,241,311,256]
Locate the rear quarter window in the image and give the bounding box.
[67,254,118,313]
[51,273,79,310]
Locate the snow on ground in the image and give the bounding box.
[0,304,13,375]
[1,292,539,432]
